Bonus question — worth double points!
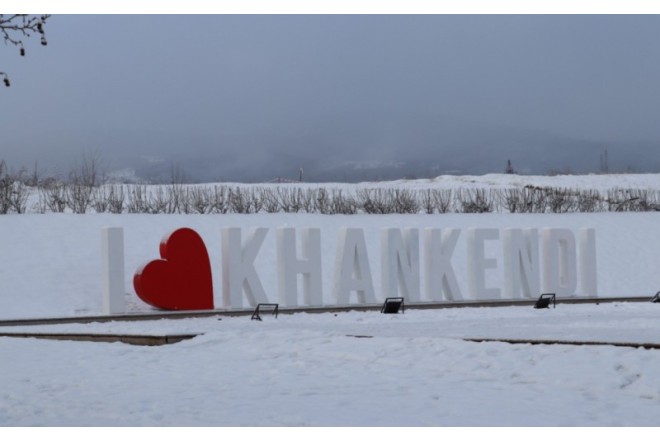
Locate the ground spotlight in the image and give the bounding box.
[251,303,279,321]
[534,293,556,309]
[381,297,405,314]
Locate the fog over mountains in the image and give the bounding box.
[109,115,659,183]
[6,111,660,184]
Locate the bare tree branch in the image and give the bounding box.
[1,14,50,87]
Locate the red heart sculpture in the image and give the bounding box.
[134,228,214,310]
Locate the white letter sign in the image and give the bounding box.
[222,227,269,308]
[381,228,420,301]
[277,227,323,307]
[579,228,598,297]
[503,229,540,299]
[424,228,463,301]
[467,228,501,300]
[542,228,577,296]
[333,228,376,305]
[102,227,125,314]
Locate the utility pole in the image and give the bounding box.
[600,149,609,174]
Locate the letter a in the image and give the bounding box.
[333,228,376,305]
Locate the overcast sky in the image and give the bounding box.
[2,15,660,178]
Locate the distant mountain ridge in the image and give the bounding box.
[119,115,660,183]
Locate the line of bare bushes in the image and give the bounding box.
[3,180,660,216]
[3,158,660,215]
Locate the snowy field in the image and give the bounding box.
[2,304,660,427]
[2,174,660,427]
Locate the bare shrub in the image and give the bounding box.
[91,185,125,214]
[647,190,660,211]
[34,187,49,213]
[529,187,548,213]
[276,188,298,213]
[633,189,652,212]
[432,189,453,213]
[501,187,544,213]
[606,189,629,212]
[107,185,125,214]
[65,183,92,214]
[502,188,523,213]
[0,162,30,214]
[314,188,335,214]
[606,188,648,212]
[420,189,434,214]
[209,185,229,214]
[166,184,185,213]
[393,189,419,214]
[545,188,575,213]
[91,187,109,213]
[64,150,106,214]
[249,188,263,213]
[0,160,13,214]
[92,184,126,213]
[511,186,548,213]
[615,189,660,212]
[39,181,67,213]
[9,181,29,213]
[189,187,211,214]
[358,189,395,214]
[459,189,492,213]
[229,186,259,214]
[260,187,280,213]
[576,189,602,213]
[146,186,169,214]
[299,188,315,213]
[127,185,148,213]
[332,189,358,214]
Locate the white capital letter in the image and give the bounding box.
[542,228,577,296]
[503,229,540,299]
[579,228,597,297]
[381,228,420,301]
[277,227,323,307]
[102,227,125,314]
[467,228,501,300]
[333,228,376,305]
[424,228,463,301]
[222,227,269,308]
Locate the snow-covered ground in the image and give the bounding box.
[3,304,660,426]
[167,172,660,191]
[396,172,660,191]
[2,174,660,427]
